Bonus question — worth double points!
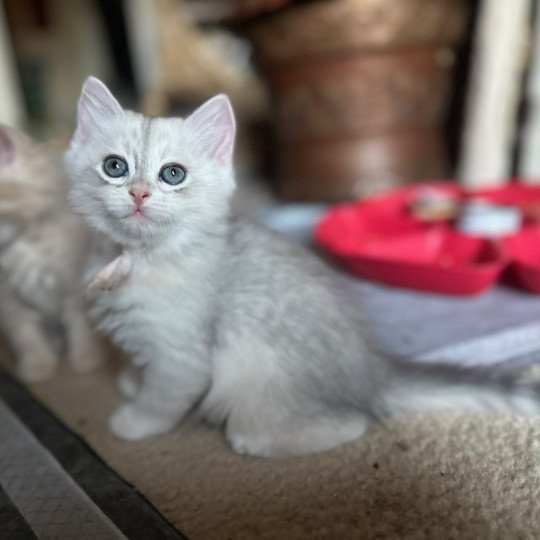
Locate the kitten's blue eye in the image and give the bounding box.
[103,155,128,178]
[159,164,187,186]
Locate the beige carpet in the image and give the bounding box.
[1,358,533,540]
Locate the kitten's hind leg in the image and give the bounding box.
[0,295,59,382]
[223,376,371,457]
[207,342,371,457]
[226,411,370,458]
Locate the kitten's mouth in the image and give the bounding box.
[127,208,149,219]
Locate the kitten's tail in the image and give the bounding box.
[377,357,540,417]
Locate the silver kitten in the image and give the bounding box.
[0,125,105,382]
[66,77,540,457]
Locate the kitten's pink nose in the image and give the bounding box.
[129,186,151,208]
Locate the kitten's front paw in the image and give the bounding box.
[109,404,177,440]
[227,432,276,458]
[86,254,132,295]
[117,367,141,398]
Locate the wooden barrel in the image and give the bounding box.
[244,0,472,201]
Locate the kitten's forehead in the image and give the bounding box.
[146,117,191,157]
[102,113,191,163]
[105,111,150,154]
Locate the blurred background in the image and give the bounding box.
[2,0,540,207]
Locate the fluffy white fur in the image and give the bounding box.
[0,125,105,382]
[65,77,540,458]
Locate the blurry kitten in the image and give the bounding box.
[66,77,540,458]
[0,125,105,382]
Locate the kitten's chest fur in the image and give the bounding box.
[92,243,222,361]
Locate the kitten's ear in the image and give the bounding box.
[73,77,123,142]
[0,127,15,165]
[185,94,236,165]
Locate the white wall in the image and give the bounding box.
[519,1,540,182]
[123,0,158,97]
[458,0,532,188]
[0,3,24,126]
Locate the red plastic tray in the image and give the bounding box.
[315,181,540,295]
[500,227,540,293]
